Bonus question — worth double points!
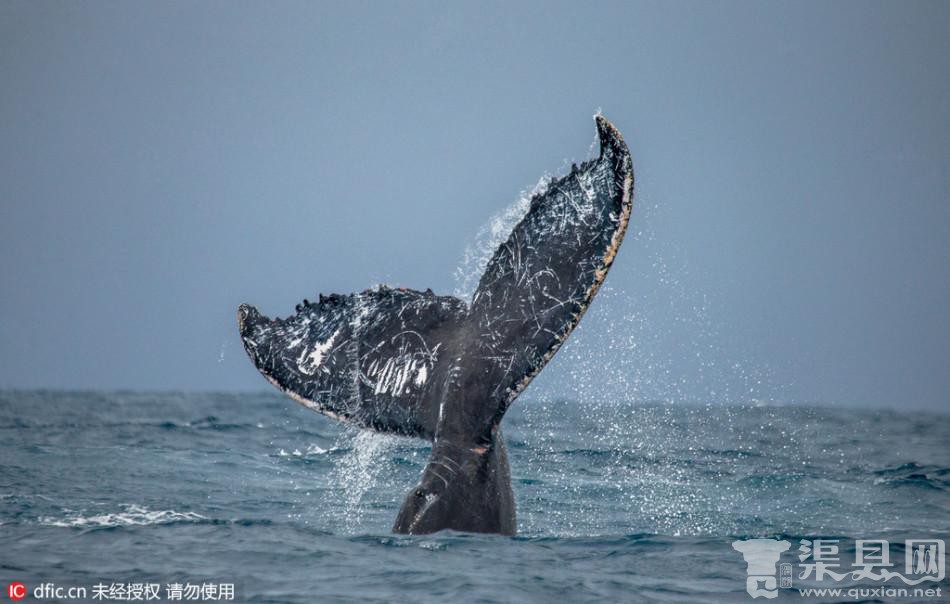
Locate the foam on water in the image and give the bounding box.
[38,504,206,528]
[279,444,331,457]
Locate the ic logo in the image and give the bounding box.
[7,582,26,601]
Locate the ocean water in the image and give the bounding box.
[1,391,948,603]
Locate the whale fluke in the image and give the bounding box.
[239,115,634,534]
[239,288,467,439]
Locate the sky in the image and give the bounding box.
[1,1,948,410]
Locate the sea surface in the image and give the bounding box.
[1,391,948,603]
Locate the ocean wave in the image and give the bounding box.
[38,504,206,528]
[278,443,334,457]
[871,463,950,490]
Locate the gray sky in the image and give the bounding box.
[1,1,948,410]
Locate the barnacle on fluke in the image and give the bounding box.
[238,115,634,535]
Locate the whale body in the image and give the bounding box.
[238,116,634,535]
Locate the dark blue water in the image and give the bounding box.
[1,391,948,602]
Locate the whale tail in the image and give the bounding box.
[238,116,634,534]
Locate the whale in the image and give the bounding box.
[238,115,634,535]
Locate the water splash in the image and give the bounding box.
[217,339,230,364]
[528,198,790,407]
[453,176,547,302]
[507,197,794,537]
[452,126,609,303]
[309,155,791,538]
[328,429,401,533]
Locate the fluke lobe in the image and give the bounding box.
[238,116,634,535]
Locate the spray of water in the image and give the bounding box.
[462,191,793,537]
[528,196,789,406]
[453,126,606,302]
[217,339,230,363]
[317,155,792,537]
[453,176,550,302]
[327,429,402,533]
